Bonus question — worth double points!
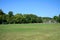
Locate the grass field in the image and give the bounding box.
[0,23,60,40]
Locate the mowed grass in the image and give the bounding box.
[0,23,60,40]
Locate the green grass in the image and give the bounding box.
[0,23,60,40]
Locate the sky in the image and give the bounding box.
[0,0,60,17]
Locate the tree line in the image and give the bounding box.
[0,9,60,24]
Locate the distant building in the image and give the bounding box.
[43,19,57,23]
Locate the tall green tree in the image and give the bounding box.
[14,14,23,23]
[7,11,14,24]
[0,9,6,24]
[58,14,60,23]
[53,16,58,21]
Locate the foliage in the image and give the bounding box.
[0,9,60,24]
[53,14,60,23]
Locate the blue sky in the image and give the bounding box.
[0,0,60,17]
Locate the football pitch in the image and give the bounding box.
[0,23,60,40]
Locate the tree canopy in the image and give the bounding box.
[0,9,60,24]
